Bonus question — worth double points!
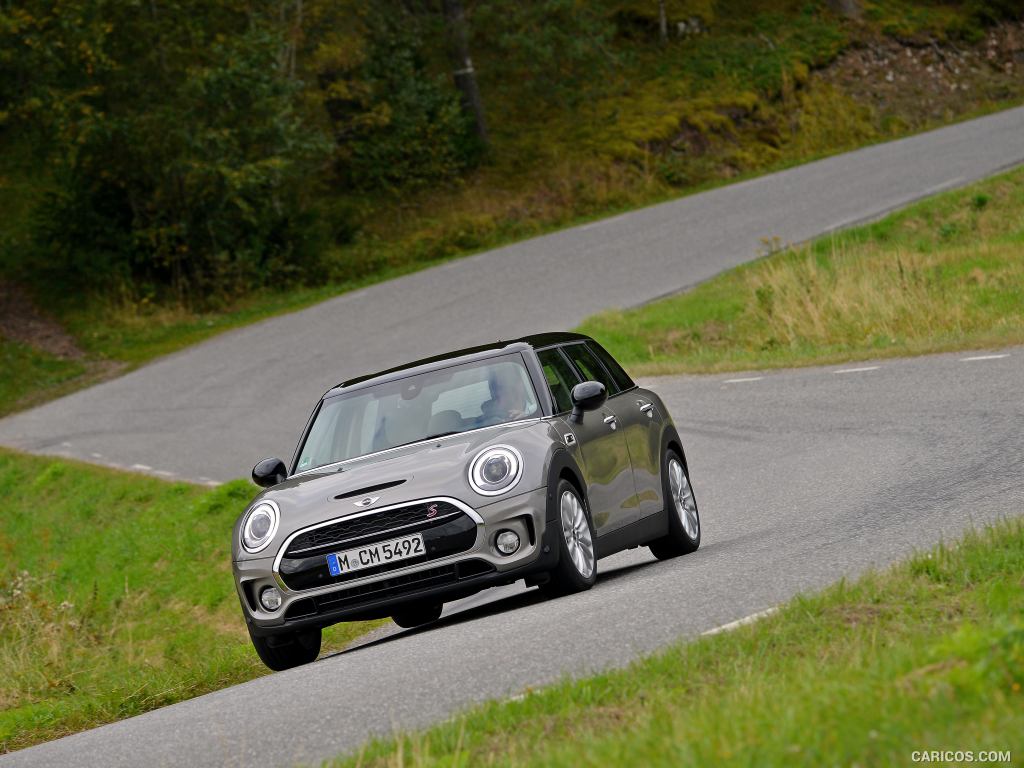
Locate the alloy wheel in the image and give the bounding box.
[668,457,699,539]
[559,489,595,578]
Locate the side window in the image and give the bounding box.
[588,341,634,392]
[562,342,618,396]
[537,349,580,414]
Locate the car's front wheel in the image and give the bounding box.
[648,449,701,559]
[248,624,321,671]
[541,479,597,596]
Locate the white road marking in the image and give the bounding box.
[702,607,779,637]
[724,376,763,383]
[130,463,152,471]
[834,365,881,374]
[961,354,1009,361]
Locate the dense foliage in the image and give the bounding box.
[2,1,332,301]
[329,7,477,193]
[1,0,1021,306]
[0,0,481,303]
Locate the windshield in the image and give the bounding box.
[295,354,541,473]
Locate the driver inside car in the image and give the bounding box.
[479,365,537,424]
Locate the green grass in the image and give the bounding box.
[332,517,1024,767]
[0,339,89,416]
[579,165,1024,375]
[0,449,379,753]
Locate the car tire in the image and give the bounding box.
[247,624,321,672]
[648,449,701,560]
[541,479,598,596]
[391,602,443,629]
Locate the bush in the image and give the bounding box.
[6,2,332,306]
[474,0,617,112]
[323,6,479,195]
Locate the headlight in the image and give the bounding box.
[468,445,523,496]
[241,500,280,554]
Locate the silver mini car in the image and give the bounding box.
[233,333,700,670]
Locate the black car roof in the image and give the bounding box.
[330,332,592,393]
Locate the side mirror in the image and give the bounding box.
[570,381,607,424]
[252,457,287,488]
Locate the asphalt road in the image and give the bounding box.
[4,347,1022,767]
[2,107,1024,482]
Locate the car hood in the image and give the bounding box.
[233,420,558,561]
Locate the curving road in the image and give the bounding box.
[1,107,1024,482]
[4,347,1023,767]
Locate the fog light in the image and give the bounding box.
[495,530,520,556]
[259,586,282,612]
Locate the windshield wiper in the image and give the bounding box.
[421,430,461,442]
[387,430,462,451]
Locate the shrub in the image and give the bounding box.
[321,5,479,195]
[6,1,332,306]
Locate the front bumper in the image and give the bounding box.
[234,486,557,636]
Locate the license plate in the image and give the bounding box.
[326,532,425,576]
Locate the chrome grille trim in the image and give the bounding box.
[284,510,462,556]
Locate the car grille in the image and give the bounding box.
[283,560,496,620]
[277,499,479,591]
[285,500,464,557]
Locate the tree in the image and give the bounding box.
[2,0,332,303]
[441,0,488,146]
[308,2,478,193]
[473,0,615,112]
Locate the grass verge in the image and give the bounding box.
[0,449,380,753]
[333,516,1024,767]
[0,339,90,417]
[580,164,1024,375]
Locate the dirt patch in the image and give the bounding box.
[821,23,1024,126]
[0,281,84,359]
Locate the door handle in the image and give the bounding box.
[603,414,617,429]
[639,403,653,413]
